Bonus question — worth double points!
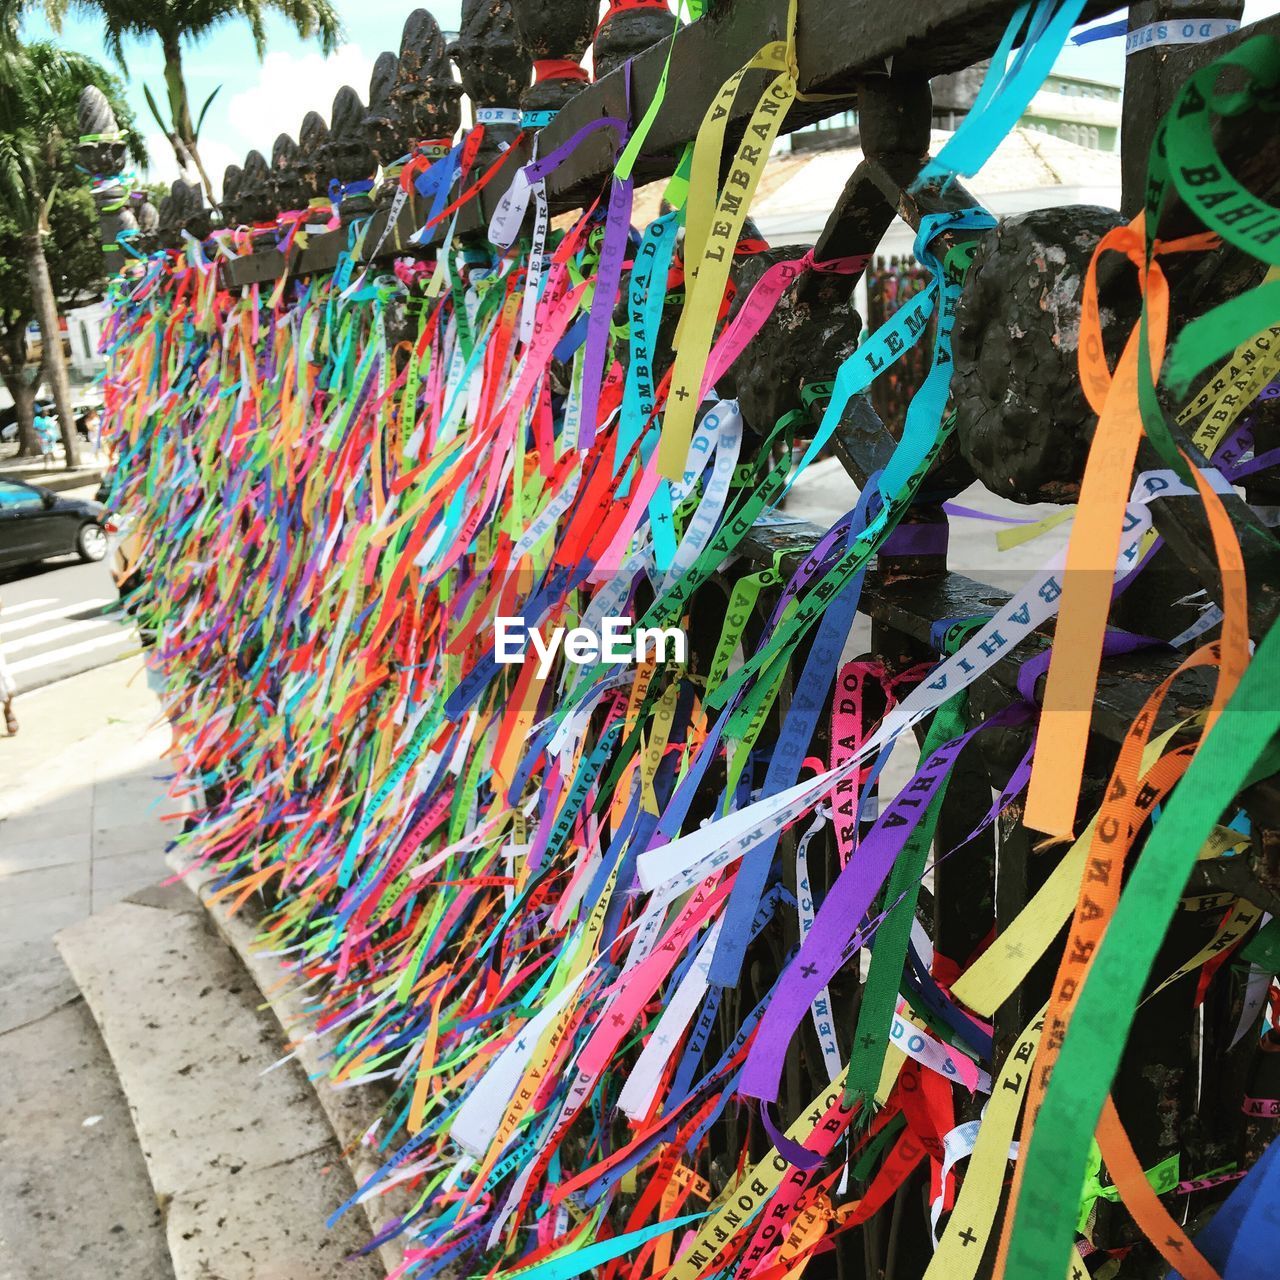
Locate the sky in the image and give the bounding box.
[1057,1,1279,82]
[22,0,464,193]
[20,0,1280,198]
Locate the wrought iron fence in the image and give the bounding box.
[82,2,1280,1278]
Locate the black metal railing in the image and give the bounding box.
[83,2,1280,1276]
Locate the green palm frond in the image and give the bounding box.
[193,85,220,143]
[50,0,344,56]
[0,132,39,227]
[142,80,169,133]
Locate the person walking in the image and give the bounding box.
[0,596,17,734]
[81,407,103,463]
[34,406,58,469]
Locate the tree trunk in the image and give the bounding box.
[162,37,216,204]
[21,229,79,468]
[12,376,38,457]
[0,326,39,456]
[187,139,217,208]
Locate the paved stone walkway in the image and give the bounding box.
[0,655,177,1279]
[0,655,175,940]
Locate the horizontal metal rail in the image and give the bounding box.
[221,0,1121,288]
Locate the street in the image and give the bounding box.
[0,551,139,696]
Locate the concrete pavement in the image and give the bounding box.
[2,655,389,1278]
[0,654,175,928]
[0,655,178,1279]
[1,995,175,1280]
[57,892,387,1280]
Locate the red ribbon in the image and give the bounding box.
[533,59,589,83]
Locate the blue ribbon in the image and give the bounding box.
[918,0,1088,184]
[1169,1138,1280,1279]
[327,177,374,205]
[709,485,882,989]
[1070,18,1127,45]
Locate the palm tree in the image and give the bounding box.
[46,0,343,202]
[0,41,145,465]
[0,0,20,44]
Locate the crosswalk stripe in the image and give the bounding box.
[0,597,56,619]
[3,617,128,656]
[8,629,136,676]
[0,598,114,636]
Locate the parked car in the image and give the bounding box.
[0,478,107,568]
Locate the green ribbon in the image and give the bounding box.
[843,692,966,1112]
[1241,916,1280,974]
[1138,34,1280,476]
[1005,620,1280,1280]
[1076,1145,1179,1233]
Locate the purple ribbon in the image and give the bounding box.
[739,703,1026,1111]
[1017,627,1161,704]
[941,501,1038,525]
[578,69,633,448]
[1228,445,1280,480]
[523,118,627,185]
[880,521,949,557]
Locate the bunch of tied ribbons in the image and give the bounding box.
[97,5,1280,1278]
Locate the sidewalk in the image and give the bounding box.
[0,440,106,494]
[0,655,177,1280]
[0,655,175,906]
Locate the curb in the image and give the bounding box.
[0,466,106,494]
[166,851,408,1277]
[56,886,386,1280]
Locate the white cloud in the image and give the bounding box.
[225,44,375,159]
[139,43,375,203]
[141,130,182,186]
[141,131,238,202]
[196,139,240,200]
